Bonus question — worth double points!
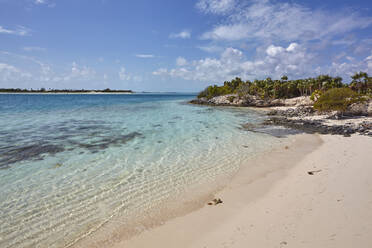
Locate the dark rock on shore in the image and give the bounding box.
[263,117,372,137]
[190,95,371,137]
[267,106,315,118]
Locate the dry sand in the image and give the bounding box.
[116,134,372,248]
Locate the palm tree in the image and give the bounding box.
[351,72,368,94]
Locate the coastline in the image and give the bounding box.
[0,92,134,95]
[113,133,372,248]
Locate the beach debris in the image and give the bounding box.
[208,198,223,205]
[307,169,322,175]
[285,146,289,149]
[280,241,288,246]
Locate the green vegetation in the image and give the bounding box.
[313,88,366,112]
[197,72,372,100]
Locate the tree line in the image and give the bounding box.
[198,72,372,100]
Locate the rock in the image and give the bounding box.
[190,95,314,108]
[208,198,223,205]
[345,100,372,116]
[280,241,288,246]
[270,99,285,106]
[208,94,238,105]
[308,169,322,175]
[284,96,314,106]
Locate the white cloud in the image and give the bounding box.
[153,44,314,82]
[23,46,46,52]
[0,63,32,83]
[199,0,372,42]
[152,68,168,76]
[63,62,96,81]
[119,67,131,81]
[201,24,249,41]
[154,43,372,83]
[176,57,187,66]
[0,25,30,36]
[34,0,55,7]
[169,30,191,39]
[135,54,155,58]
[196,0,235,14]
[71,62,95,77]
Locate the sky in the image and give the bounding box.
[0,0,372,92]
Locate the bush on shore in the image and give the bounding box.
[313,88,366,112]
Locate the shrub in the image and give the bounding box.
[314,88,365,112]
[310,90,322,101]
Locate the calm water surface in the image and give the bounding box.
[0,93,288,248]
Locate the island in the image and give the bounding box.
[190,71,372,136]
[0,88,133,94]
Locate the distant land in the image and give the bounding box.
[0,88,133,94]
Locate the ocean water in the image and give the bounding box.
[0,93,289,248]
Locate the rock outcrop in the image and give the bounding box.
[190,94,372,137]
[190,95,314,108]
[345,101,372,116]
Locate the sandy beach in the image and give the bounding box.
[117,134,372,248]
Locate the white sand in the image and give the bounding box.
[116,134,372,248]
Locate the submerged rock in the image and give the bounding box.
[0,143,65,168]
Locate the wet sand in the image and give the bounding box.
[117,134,372,248]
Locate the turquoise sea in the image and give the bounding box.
[0,93,292,248]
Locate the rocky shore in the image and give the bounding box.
[190,95,372,137]
[189,94,313,107]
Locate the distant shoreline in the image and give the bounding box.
[0,92,134,95]
[0,91,197,95]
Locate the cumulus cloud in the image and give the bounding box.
[154,43,372,83]
[168,0,372,84]
[199,0,372,42]
[169,30,191,39]
[0,25,30,36]
[153,44,316,82]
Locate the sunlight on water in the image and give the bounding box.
[0,94,288,248]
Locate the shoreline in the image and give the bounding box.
[72,132,312,248]
[105,133,322,248]
[115,133,372,248]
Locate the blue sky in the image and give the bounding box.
[0,0,372,92]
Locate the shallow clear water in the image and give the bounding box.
[0,94,286,248]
